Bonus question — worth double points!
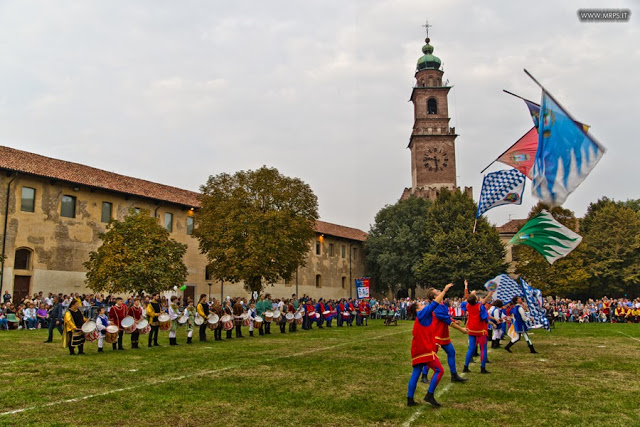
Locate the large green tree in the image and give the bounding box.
[365,196,431,298]
[417,189,507,294]
[84,209,188,294]
[194,166,318,294]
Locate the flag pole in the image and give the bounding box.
[502,89,540,107]
[480,126,536,174]
[472,219,478,234]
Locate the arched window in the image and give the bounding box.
[428,76,433,87]
[14,248,32,270]
[427,98,437,115]
[315,274,322,288]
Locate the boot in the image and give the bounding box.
[407,397,418,407]
[462,365,470,373]
[259,328,264,336]
[451,373,468,383]
[69,347,76,355]
[421,375,429,384]
[528,343,538,354]
[250,331,254,337]
[169,338,175,346]
[78,345,85,355]
[424,392,441,408]
[187,336,192,344]
[98,347,104,352]
[113,343,118,351]
[504,342,514,353]
[481,367,490,374]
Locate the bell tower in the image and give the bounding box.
[401,32,469,200]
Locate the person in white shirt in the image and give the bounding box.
[23,303,38,330]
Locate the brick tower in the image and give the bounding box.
[401,36,472,200]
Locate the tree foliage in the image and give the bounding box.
[84,209,188,294]
[417,189,507,295]
[194,166,318,294]
[365,196,431,298]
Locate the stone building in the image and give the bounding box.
[496,218,527,273]
[401,36,472,201]
[0,146,366,302]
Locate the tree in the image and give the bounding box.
[514,202,589,297]
[194,166,318,294]
[417,189,507,294]
[365,196,431,299]
[84,209,188,294]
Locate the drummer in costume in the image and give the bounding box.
[315,299,325,329]
[263,294,273,335]
[304,300,314,330]
[346,299,355,326]
[146,292,162,347]
[247,301,256,337]
[288,299,296,332]
[108,297,127,351]
[224,299,233,339]
[183,299,196,344]
[62,299,86,356]
[232,297,244,338]
[256,295,266,336]
[489,300,505,348]
[128,297,144,349]
[421,289,468,384]
[196,294,209,342]
[212,299,224,341]
[461,290,495,374]
[96,306,109,353]
[168,295,180,346]
[407,283,453,407]
[337,299,346,327]
[504,296,538,354]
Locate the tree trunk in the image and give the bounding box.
[244,276,263,296]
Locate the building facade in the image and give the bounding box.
[0,146,366,302]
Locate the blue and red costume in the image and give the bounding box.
[461,301,489,369]
[407,301,444,399]
[422,303,459,378]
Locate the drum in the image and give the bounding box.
[315,313,320,319]
[194,315,204,326]
[272,309,281,323]
[158,313,171,331]
[242,313,252,327]
[308,310,316,318]
[105,325,119,344]
[294,312,303,325]
[207,314,219,330]
[322,310,330,318]
[178,315,188,325]
[286,313,294,323]
[342,311,350,318]
[253,316,263,329]
[351,310,357,316]
[136,319,150,334]
[264,311,273,323]
[121,316,136,334]
[81,321,99,342]
[221,314,234,331]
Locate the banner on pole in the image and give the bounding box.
[355,278,370,299]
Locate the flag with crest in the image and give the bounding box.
[476,169,526,218]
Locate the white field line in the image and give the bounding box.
[0,328,408,417]
[616,331,640,342]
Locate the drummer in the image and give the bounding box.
[196,294,209,342]
[62,299,86,356]
[263,294,273,335]
[232,297,244,338]
[168,295,180,346]
[96,306,109,353]
[212,299,224,341]
[183,299,196,344]
[224,299,234,339]
[315,298,325,329]
[146,293,162,347]
[256,295,266,336]
[287,299,296,332]
[128,297,144,349]
[247,301,256,337]
[325,301,334,328]
[108,297,127,351]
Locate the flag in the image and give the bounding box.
[531,91,604,206]
[484,274,521,303]
[507,323,518,341]
[522,97,590,133]
[520,278,550,330]
[510,210,582,264]
[496,127,538,179]
[476,169,526,218]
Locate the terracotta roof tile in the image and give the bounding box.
[0,145,200,207]
[497,219,527,234]
[314,220,368,242]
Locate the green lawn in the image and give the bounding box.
[0,321,639,426]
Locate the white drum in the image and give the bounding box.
[121,316,136,334]
[136,319,151,334]
[82,321,99,342]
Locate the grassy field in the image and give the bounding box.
[0,320,639,426]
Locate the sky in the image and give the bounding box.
[0,0,637,231]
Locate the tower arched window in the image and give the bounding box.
[427,98,437,115]
[428,76,433,87]
[14,248,32,270]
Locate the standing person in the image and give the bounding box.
[183,300,196,344]
[108,297,127,351]
[461,290,495,374]
[247,301,256,337]
[146,293,161,347]
[62,299,86,356]
[168,296,181,346]
[44,297,64,343]
[489,300,505,348]
[128,298,144,349]
[505,296,538,354]
[264,294,272,335]
[224,299,233,339]
[256,295,266,336]
[421,289,469,384]
[196,294,209,342]
[96,307,109,352]
[232,297,244,338]
[2,290,10,304]
[288,299,297,332]
[406,283,454,408]
[315,298,325,329]
[212,299,224,341]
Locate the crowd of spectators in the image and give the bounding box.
[543,297,640,323]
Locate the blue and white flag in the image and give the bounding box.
[476,169,526,218]
[520,278,550,331]
[532,91,606,206]
[484,274,521,303]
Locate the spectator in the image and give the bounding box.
[0,303,8,330]
[36,303,49,328]
[23,303,37,330]
[3,290,11,303]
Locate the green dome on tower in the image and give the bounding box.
[417,38,441,71]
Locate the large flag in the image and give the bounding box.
[476,169,526,218]
[496,127,538,179]
[531,91,605,206]
[484,274,521,303]
[522,97,590,133]
[520,278,550,330]
[510,210,582,264]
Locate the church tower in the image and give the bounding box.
[401,35,471,200]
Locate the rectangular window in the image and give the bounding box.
[133,207,141,214]
[353,247,358,260]
[21,187,35,213]
[329,243,334,256]
[205,266,212,281]
[164,212,173,232]
[342,277,346,289]
[186,216,194,235]
[60,195,76,218]
[341,245,346,258]
[101,202,112,223]
[315,241,321,255]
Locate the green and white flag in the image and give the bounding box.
[509,210,582,264]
